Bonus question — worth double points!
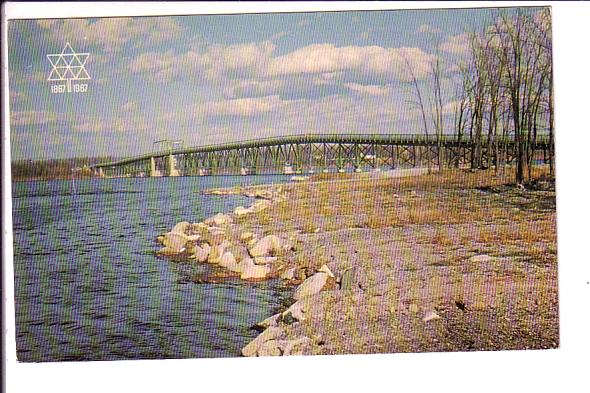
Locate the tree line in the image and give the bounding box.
[405,8,553,184]
[11,157,113,181]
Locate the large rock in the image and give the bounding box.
[280,267,297,280]
[218,252,238,270]
[257,340,282,356]
[293,272,331,300]
[254,256,278,265]
[227,245,251,263]
[282,298,310,322]
[240,263,271,280]
[255,313,282,330]
[340,267,365,291]
[162,232,190,253]
[242,326,283,357]
[204,213,233,227]
[240,231,255,243]
[234,206,253,217]
[205,227,226,246]
[249,235,283,257]
[254,189,274,200]
[422,311,441,322]
[250,199,272,212]
[219,252,252,274]
[157,246,178,256]
[283,337,313,356]
[171,221,190,234]
[318,264,335,278]
[192,243,210,262]
[207,242,228,264]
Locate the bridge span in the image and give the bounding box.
[90,133,552,178]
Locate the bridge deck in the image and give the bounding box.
[91,133,552,169]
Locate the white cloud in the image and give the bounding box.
[11,110,57,126]
[344,83,391,96]
[439,33,470,56]
[37,17,185,52]
[224,79,286,99]
[73,115,150,134]
[205,41,275,78]
[130,41,434,86]
[418,24,442,34]
[203,95,283,117]
[128,50,210,82]
[267,44,435,81]
[128,41,275,82]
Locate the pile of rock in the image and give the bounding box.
[157,212,295,281]
[156,185,294,281]
[202,185,286,201]
[241,264,338,357]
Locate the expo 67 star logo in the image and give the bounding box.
[47,42,91,94]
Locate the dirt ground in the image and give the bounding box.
[235,167,559,354]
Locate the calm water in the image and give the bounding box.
[11,175,292,362]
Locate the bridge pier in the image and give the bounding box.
[150,156,162,177]
[168,154,180,177]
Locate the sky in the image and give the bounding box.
[7,6,546,160]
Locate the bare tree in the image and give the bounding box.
[401,51,432,171]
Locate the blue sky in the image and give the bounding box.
[8,7,544,160]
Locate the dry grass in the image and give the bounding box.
[235,166,558,355]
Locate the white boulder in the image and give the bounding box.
[282,298,310,322]
[218,252,237,269]
[251,199,272,212]
[207,242,228,264]
[422,311,441,322]
[249,235,283,257]
[171,221,190,234]
[205,213,233,227]
[193,243,210,262]
[293,272,330,300]
[283,337,313,356]
[234,206,253,217]
[240,232,255,243]
[318,264,335,278]
[242,326,283,357]
[240,263,271,280]
[254,256,278,265]
[255,313,282,330]
[280,267,296,280]
[162,232,190,253]
[257,340,282,356]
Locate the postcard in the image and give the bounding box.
[4,2,574,392]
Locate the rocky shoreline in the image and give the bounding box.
[156,182,339,356]
[155,169,559,357]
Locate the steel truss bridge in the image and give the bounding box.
[90,133,553,178]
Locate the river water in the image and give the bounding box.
[11,175,293,362]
